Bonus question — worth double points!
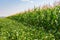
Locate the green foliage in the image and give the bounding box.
[0,18,55,40]
[0,5,60,40]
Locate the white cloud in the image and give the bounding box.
[21,0,34,3]
[30,1,34,3]
[21,0,30,2]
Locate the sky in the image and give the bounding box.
[0,0,60,17]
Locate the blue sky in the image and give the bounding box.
[0,0,59,17]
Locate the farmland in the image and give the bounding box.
[0,5,60,40]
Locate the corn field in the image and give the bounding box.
[0,5,60,40]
